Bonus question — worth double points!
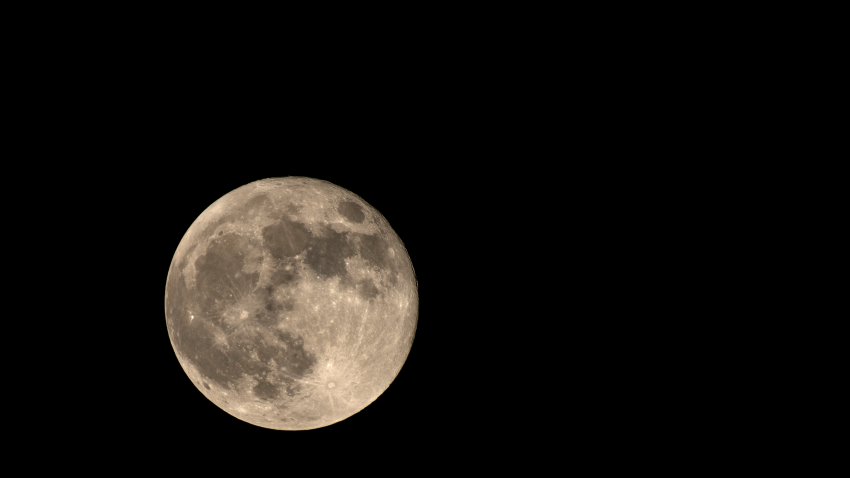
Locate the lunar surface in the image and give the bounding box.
[165,178,417,430]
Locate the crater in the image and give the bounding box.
[338,200,365,223]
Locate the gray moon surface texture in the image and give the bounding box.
[165,177,418,430]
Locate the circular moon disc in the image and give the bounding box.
[165,177,418,430]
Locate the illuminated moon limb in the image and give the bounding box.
[165,177,417,430]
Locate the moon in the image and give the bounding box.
[164,177,418,430]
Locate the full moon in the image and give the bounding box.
[164,178,418,430]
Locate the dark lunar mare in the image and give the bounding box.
[168,229,317,400]
[262,219,311,259]
[165,180,417,429]
[304,227,356,279]
[299,222,395,289]
[356,233,390,268]
[168,213,399,403]
[337,201,365,223]
[356,279,380,299]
